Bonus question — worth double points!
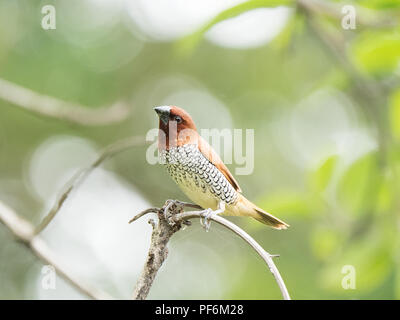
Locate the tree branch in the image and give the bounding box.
[35,136,147,235]
[0,78,131,126]
[130,207,182,300]
[0,200,113,300]
[130,201,291,300]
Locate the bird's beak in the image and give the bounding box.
[154,106,171,125]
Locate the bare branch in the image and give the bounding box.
[0,200,113,300]
[174,211,291,300]
[130,201,291,300]
[129,208,160,224]
[0,78,131,126]
[35,136,147,235]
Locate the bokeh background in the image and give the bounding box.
[0,0,399,299]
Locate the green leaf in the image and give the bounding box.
[319,229,393,293]
[351,29,400,75]
[375,172,394,214]
[309,155,339,192]
[395,236,400,299]
[396,268,400,299]
[310,226,343,261]
[270,12,303,51]
[358,0,400,9]
[337,152,380,217]
[257,189,312,218]
[389,89,400,141]
[178,0,295,53]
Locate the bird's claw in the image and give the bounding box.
[163,200,174,225]
[200,208,214,232]
[163,199,197,226]
[199,202,225,232]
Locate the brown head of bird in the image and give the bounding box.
[154,106,199,151]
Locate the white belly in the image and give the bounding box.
[176,175,219,211]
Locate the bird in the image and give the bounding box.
[153,105,289,230]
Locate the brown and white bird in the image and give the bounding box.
[154,106,289,230]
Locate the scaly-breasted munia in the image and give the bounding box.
[154,106,289,230]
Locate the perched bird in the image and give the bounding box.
[154,106,289,230]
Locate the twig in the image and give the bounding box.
[35,136,147,235]
[130,201,291,300]
[0,78,131,126]
[128,208,160,224]
[0,200,113,300]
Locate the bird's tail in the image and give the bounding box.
[237,194,289,230]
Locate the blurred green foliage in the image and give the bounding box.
[0,0,399,299]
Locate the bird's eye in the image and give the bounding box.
[175,116,182,123]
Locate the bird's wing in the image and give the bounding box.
[198,136,242,193]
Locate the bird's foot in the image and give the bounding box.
[163,200,179,226]
[163,199,200,226]
[200,202,225,232]
[200,208,214,232]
